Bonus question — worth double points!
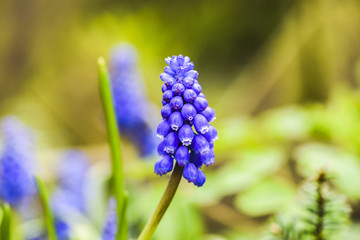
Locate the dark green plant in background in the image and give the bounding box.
[266,170,350,240]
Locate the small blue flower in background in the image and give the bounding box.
[50,150,90,240]
[155,55,218,187]
[102,197,118,240]
[110,44,158,157]
[0,116,35,206]
[52,150,89,214]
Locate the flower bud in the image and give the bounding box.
[164,132,180,154]
[156,120,171,139]
[194,169,206,187]
[161,104,172,119]
[181,104,197,121]
[192,135,210,154]
[193,97,208,112]
[194,114,210,134]
[200,107,216,122]
[175,146,189,167]
[183,163,198,183]
[170,96,184,110]
[183,89,197,103]
[154,155,174,176]
[178,124,194,146]
[168,111,184,131]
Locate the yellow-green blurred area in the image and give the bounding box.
[1,0,360,239]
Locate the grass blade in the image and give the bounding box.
[98,57,126,240]
[1,204,11,240]
[35,176,57,240]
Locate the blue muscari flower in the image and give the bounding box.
[0,116,35,206]
[102,197,118,240]
[154,55,218,187]
[111,44,158,157]
[50,150,90,240]
[52,150,90,214]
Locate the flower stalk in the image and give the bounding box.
[138,163,183,240]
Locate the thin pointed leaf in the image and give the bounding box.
[98,57,126,240]
[36,176,57,240]
[1,204,11,240]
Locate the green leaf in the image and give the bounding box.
[1,204,11,240]
[36,176,58,240]
[98,57,126,240]
[294,143,360,199]
[234,177,296,217]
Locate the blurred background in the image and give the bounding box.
[1,0,360,239]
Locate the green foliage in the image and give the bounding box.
[0,204,11,240]
[98,57,127,240]
[265,170,350,240]
[36,176,58,240]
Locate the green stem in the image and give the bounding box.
[98,57,126,240]
[35,176,57,240]
[315,171,326,240]
[1,204,12,240]
[138,164,184,240]
[120,192,129,240]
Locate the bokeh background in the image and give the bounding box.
[1,0,360,239]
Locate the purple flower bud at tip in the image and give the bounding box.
[164,66,175,76]
[185,70,199,79]
[169,58,179,71]
[160,73,176,86]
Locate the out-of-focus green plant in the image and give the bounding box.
[36,176,58,240]
[265,170,350,240]
[0,204,12,240]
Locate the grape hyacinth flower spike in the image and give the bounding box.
[110,44,157,157]
[0,116,35,206]
[155,55,218,187]
[138,55,218,240]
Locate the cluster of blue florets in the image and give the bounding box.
[111,44,157,157]
[0,116,35,206]
[155,55,218,187]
